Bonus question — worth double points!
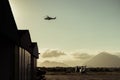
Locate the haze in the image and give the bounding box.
[9,0,120,66]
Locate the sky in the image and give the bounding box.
[9,0,120,66]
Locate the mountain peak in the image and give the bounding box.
[84,52,120,67]
[99,52,110,55]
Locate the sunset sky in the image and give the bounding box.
[9,0,120,66]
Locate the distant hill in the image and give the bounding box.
[114,53,120,58]
[39,61,69,67]
[84,52,120,67]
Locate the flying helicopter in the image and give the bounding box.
[44,16,56,20]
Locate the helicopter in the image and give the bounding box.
[44,16,56,20]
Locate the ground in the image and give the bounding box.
[45,72,120,80]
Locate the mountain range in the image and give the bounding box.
[39,52,120,67]
[39,61,68,67]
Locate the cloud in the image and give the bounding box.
[72,52,92,59]
[42,49,66,58]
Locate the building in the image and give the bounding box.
[0,0,39,80]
